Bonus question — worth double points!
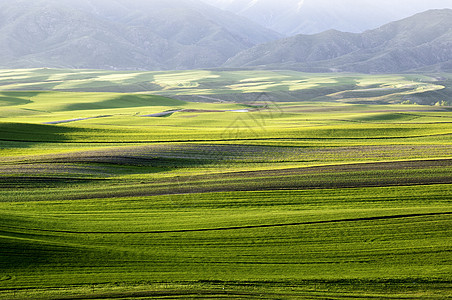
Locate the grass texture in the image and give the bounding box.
[0,69,451,299]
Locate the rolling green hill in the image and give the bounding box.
[0,68,450,105]
[0,69,451,298]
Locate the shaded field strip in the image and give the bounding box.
[2,154,451,173]
[55,290,265,300]
[4,289,383,300]
[0,176,105,183]
[22,156,209,167]
[3,212,451,235]
[0,176,104,181]
[2,159,450,199]
[42,115,112,125]
[197,159,452,179]
[3,288,447,300]
[49,289,418,300]
[141,159,452,195]
[1,133,451,144]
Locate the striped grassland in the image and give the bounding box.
[0,68,450,104]
[0,69,451,299]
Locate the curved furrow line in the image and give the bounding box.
[2,212,451,235]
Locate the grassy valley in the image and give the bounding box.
[0,69,451,299]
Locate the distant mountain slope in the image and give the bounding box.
[0,0,281,70]
[224,9,452,73]
[206,0,452,35]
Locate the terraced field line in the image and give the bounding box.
[3,212,451,235]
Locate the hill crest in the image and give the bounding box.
[224,9,452,73]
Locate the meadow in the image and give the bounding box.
[0,69,451,299]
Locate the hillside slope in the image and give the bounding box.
[206,0,452,36]
[0,0,281,70]
[224,9,452,73]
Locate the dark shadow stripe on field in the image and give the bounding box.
[200,158,452,177]
[0,176,104,181]
[0,176,105,187]
[3,212,451,235]
[42,115,112,125]
[50,288,413,300]
[55,290,263,300]
[0,133,451,143]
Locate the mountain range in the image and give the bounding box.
[0,0,451,73]
[205,0,452,35]
[0,0,280,70]
[225,9,452,73]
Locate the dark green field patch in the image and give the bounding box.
[0,91,46,98]
[0,176,104,189]
[0,91,46,107]
[0,122,88,143]
[62,94,186,111]
[336,87,413,99]
[0,96,31,106]
[351,113,420,122]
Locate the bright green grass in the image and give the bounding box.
[0,70,451,298]
[0,90,247,122]
[1,187,451,298]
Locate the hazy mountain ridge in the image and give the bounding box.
[0,1,451,73]
[224,9,452,73]
[0,0,281,70]
[205,0,452,36]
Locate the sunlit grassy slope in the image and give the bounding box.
[0,68,450,105]
[0,69,451,299]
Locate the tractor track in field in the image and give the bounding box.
[3,212,451,235]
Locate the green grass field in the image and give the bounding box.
[0,68,450,105]
[0,69,451,299]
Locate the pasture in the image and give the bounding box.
[0,69,451,299]
[0,68,449,104]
